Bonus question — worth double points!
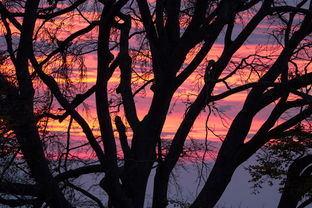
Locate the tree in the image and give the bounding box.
[0,0,311,207]
[247,124,312,208]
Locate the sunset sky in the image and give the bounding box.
[18,2,304,153]
[1,1,308,154]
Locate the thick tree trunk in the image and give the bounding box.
[152,165,170,208]
[124,82,174,207]
[10,1,72,207]
[278,191,300,208]
[190,157,236,208]
[132,162,154,208]
[152,82,217,208]
[277,155,312,208]
[123,128,157,208]
[13,111,72,207]
[100,174,134,208]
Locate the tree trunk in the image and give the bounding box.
[11,0,72,207]
[278,191,300,208]
[278,155,312,208]
[13,112,72,207]
[190,159,236,208]
[152,165,170,208]
[124,82,174,207]
[124,128,157,208]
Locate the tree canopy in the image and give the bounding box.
[0,0,311,207]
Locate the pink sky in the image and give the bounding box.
[45,42,280,144]
[2,1,309,159]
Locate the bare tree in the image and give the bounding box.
[0,0,311,207]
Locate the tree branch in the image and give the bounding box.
[136,0,158,49]
[0,196,40,207]
[0,3,22,30]
[271,6,312,16]
[40,20,99,67]
[55,165,103,181]
[1,16,17,67]
[29,55,107,167]
[117,15,140,129]
[66,182,105,208]
[115,116,132,159]
[38,0,87,20]
[0,181,38,196]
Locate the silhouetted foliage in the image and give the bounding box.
[247,123,312,207]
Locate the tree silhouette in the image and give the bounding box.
[0,0,311,207]
[247,124,312,208]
